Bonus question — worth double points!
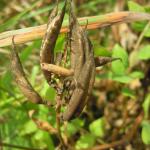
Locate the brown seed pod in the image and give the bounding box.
[62,0,96,121]
[40,0,67,85]
[11,37,44,104]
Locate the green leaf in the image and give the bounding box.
[0,71,13,92]
[98,72,133,84]
[144,28,150,37]
[0,14,24,32]
[45,87,56,102]
[89,117,105,138]
[141,121,150,145]
[20,120,37,135]
[71,118,84,129]
[22,5,54,20]
[40,81,56,103]
[142,94,150,119]
[63,119,84,137]
[55,35,65,53]
[131,22,148,32]
[111,44,129,75]
[34,130,45,140]
[20,45,34,62]
[75,134,95,150]
[65,123,78,137]
[33,131,55,150]
[94,45,111,57]
[138,45,150,60]
[129,71,144,79]
[23,1,65,20]
[30,66,39,85]
[121,87,135,98]
[128,1,147,32]
[20,40,41,62]
[112,75,132,83]
[128,1,145,12]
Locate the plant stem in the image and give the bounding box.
[0,11,150,48]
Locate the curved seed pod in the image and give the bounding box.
[69,0,84,75]
[63,0,85,101]
[62,1,95,121]
[63,62,93,121]
[63,37,95,121]
[74,37,95,118]
[40,0,67,85]
[11,37,43,104]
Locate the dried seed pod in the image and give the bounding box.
[62,1,95,121]
[40,0,67,85]
[74,37,95,118]
[11,37,43,104]
[69,0,85,75]
[63,62,93,121]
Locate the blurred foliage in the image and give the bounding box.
[0,0,150,150]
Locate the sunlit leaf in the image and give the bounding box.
[129,71,144,79]
[94,45,111,57]
[128,1,145,12]
[112,75,132,83]
[144,27,150,37]
[121,87,135,98]
[89,117,105,138]
[62,119,84,137]
[45,86,56,102]
[0,71,13,92]
[30,66,39,85]
[76,134,95,150]
[20,120,37,135]
[138,45,150,60]
[111,44,129,75]
[128,1,147,32]
[142,94,150,119]
[33,131,55,150]
[141,121,150,145]
[55,35,65,53]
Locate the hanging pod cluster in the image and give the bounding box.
[11,0,96,121]
[40,0,96,120]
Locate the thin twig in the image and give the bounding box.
[0,12,150,47]
[28,110,57,134]
[32,118,58,134]
[56,94,66,148]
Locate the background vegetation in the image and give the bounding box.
[0,0,150,149]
